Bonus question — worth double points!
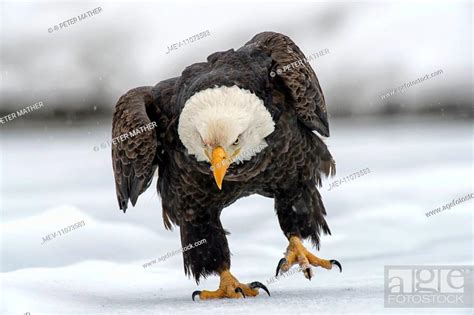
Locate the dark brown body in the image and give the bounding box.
[112,32,335,283]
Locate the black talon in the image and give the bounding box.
[192,290,201,301]
[275,258,287,276]
[330,259,342,272]
[249,281,271,296]
[304,267,312,280]
[235,287,245,298]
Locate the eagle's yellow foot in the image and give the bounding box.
[276,236,342,280]
[192,270,270,301]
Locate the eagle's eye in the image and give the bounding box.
[232,138,240,146]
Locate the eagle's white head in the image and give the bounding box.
[178,85,275,189]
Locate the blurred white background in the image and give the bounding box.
[1,0,472,119]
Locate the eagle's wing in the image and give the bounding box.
[244,32,329,137]
[112,79,176,212]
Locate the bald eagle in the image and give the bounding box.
[112,31,341,300]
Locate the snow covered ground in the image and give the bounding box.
[1,117,473,314]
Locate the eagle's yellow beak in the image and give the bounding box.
[211,146,230,190]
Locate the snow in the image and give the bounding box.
[1,117,473,314]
